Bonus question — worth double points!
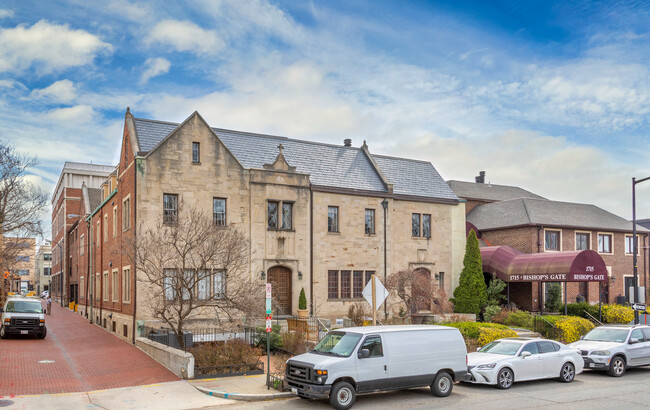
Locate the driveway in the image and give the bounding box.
[0,302,178,396]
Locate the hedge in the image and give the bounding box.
[477,327,518,345]
[602,304,634,324]
[548,316,595,343]
[441,322,516,341]
[500,310,534,329]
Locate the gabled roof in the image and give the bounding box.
[447,180,545,202]
[132,116,458,202]
[467,197,649,233]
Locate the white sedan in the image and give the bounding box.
[465,337,584,389]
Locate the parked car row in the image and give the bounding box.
[284,323,650,409]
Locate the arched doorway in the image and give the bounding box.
[267,266,292,315]
[412,268,432,312]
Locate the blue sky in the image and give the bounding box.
[1,0,649,234]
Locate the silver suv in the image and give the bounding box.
[569,325,650,377]
[0,296,47,339]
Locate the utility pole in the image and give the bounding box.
[632,176,650,325]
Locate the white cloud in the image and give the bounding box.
[0,20,112,74]
[140,57,171,84]
[45,105,96,123]
[145,20,224,55]
[30,80,77,104]
[0,9,13,18]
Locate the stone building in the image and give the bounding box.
[34,244,52,294]
[450,174,649,311]
[67,109,466,341]
[4,237,36,292]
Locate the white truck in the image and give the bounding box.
[0,296,47,339]
[284,325,467,409]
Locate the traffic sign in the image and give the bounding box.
[266,283,272,299]
[265,318,272,332]
[632,304,646,312]
[265,298,272,314]
[362,276,389,310]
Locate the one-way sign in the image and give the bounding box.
[632,303,646,312]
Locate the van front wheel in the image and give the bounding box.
[329,381,356,410]
[431,372,453,397]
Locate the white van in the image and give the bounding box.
[284,325,467,409]
[0,296,47,339]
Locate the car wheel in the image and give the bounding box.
[431,371,453,397]
[0,326,6,339]
[559,362,575,383]
[608,356,626,377]
[38,327,47,339]
[496,368,514,389]
[329,381,355,410]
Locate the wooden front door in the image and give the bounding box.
[412,268,432,312]
[268,266,292,315]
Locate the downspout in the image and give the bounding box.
[88,218,93,323]
[309,188,314,315]
[537,226,543,314]
[382,198,388,320]
[132,157,138,345]
[99,215,103,327]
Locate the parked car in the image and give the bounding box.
[284,325,467,410]
[0,296,47,339]
[465,337,583,389]
[40,291,49,299]
[569,325,650,377]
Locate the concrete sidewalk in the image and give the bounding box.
[190,374,293,401]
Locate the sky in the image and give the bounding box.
[1,0,649,238]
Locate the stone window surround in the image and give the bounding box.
[328,206,339,233]
[103,271,109,302]
[597,232,614,255]
[327,269,375,300]
[412,213,432,239]
[213,197,227,227]
[543,228,562,252]
[267,200,294,231]
[163,193,179,225]
[112,268,119,302]
[574,230,591,251]
[192,141,200,164]
[625,234,640,256]
[123,265,131,303]
[122,194,131,231]
[365,209,375,235]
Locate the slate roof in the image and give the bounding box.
[467,197,649,233]
[447,180,545,202]
[132,117,458,202]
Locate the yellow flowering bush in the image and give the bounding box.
[478,327,518,346]
[549,316,595,343]
[602,305,634,324]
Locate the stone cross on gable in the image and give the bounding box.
[277,144,284,155]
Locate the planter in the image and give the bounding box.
[297,309,309,318]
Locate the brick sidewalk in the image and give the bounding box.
[0,302,178,396]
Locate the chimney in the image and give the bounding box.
[475,171,486,184]
[344,139,352,147]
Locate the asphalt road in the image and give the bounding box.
[221,368,650,410]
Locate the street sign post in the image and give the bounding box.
[632,303,646,312]
[362,275,389,325]
[265,283,272,389]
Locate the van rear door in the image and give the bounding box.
[355,335,389,392]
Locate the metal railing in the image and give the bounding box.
[195,362,264,379]
[142,325,256,351]
[583,310,603,327]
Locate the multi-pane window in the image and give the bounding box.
[104,214,108,242]
[340,270,351,299]
[438,272,444,289]
[43,267,51,275]
[328,206,339,233]
[103,272,109,301]
[365,271,374,286]
[123,268,131,302]
[267,201,279,229]
[598,234,612,253]
[213,198,226,226]
[113,206,117,237]
[182,270,193,301]
[198,270,210,300]
[282,203,292,230]
[163,194,178,224]
[625,236,633,254]
[192,142,200,163]
[213,270,225,299]
[365,209,375,234]
[328,270,339,299]
[423,214,431,238]
[123,197,131,231]
[112,270,119,302]
[353,271,363,298]
[545,230,561,251]
[576,233,590,250]
[44,253,51,261]
[267,201,293,230]
[412,213,421,237]
[163,269,176,301]
[16,255,29,262]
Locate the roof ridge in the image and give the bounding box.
[372,153,431,164]
[133,117,182,126]
[520,198,532,224]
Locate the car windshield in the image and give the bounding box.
[312,332,362,357]
[5,300,43,313]
[583,328,629,343]
[479,341,522,356]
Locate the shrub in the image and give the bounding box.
[255,324,282,350]
[547,316,595,343]
[484,305,502,323]
[477,327,518,346]
[544,283,562,313]
[602,304,634,324]
[486,278,506,306]
[280,330,309,354]
[298,288,307,310]
[441,321,512,340]
[566,302,600,319]
[347,302,369,327]
[452,230,487,316]
[190,339,262,369]
[502,310,534,329]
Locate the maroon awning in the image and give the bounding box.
[481,246,608,282]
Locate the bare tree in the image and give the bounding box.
[122,205,263,348]
[386,269,452,317]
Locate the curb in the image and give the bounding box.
[193,385,294,401]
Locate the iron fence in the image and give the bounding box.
[142,325,256,352]
[268,373,286,391]
[194,362,264,379]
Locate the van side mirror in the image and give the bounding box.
[521,351,532,358]
[358,348,370,359]
[629,338,639,345]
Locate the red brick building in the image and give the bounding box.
[450,175,649,311]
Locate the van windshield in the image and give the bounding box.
[5,300,43,314]
[312,332,362,357]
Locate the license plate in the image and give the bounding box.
[20,330,28,335]
[291,387,297,395]
[589,363,595,367]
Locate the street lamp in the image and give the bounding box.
[632,176,650,324]
[46,239,65,307]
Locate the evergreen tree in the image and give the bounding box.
[298,288,307,310]
[452,230,487,316]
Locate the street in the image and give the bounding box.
[224,369,650,410]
